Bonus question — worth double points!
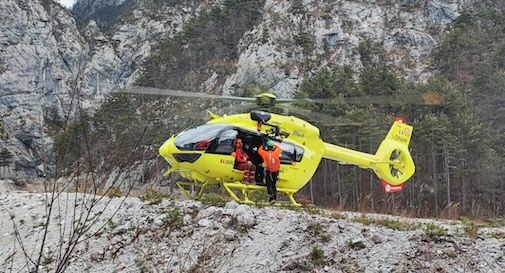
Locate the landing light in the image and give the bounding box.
[381,180,404,193]
[394,115,407,123]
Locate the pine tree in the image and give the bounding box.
[0,148,13,177]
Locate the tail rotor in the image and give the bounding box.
[373,121,415,191]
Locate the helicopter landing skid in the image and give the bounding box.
[223,182,301,207]
[176,180,217,200]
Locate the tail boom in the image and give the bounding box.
[322,121,415,186]
[322,143,376,168]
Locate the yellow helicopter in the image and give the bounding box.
[119,86,416,206]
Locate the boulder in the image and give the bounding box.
[232,205,256,228]
[225,201,239,210]
[183,214,193,226]
[195,206,218,221]
[153,215,166,227]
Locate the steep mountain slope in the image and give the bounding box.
[0,0,87,176]
[0,0,208,177]
[0,0,477,177]
[73,0,138,28]
[219,0,464,97]
[138,0,469,97]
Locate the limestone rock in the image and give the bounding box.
[225,201,239,210]
[371,234,383,244]
[195,206,218,222]
[153,215,165,227]
[224,229,237,241]
[182,214,193,226]
[232,204,256,228]
[197,218,213,228]
[0,0,205,177]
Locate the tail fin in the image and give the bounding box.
[373,121,415,187]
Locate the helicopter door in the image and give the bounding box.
[201,128,241,181]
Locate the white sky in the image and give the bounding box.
[56,0,77,8]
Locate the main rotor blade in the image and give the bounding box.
[278,92,443,106]
[277,104,363,127]
[117,86,442,106]
[213,102,363,127]
[213,103,257,115]
[117,86,257,102]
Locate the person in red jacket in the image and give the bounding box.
[234,138,255,182]
[258,139,282,201]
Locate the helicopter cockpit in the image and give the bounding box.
[174,124,231,151]
[173,124,304,166]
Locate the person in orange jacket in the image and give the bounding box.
[258,139,282,201]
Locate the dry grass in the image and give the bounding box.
[139,188,171,205]
[485,217,505,228]
[199,192,228,206]
[352,215,415,231]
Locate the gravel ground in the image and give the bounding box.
[0,185,504,273]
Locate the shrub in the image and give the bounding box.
[307,222,332,243]
[353,215,414,231]
[310,245,325,265]
[103,186,122,198]
[304,205,321,215]
[331,212,346,220]
[353,215,374,225]
[166,208,183,229]
[135,258,148,273]
[347,240,366,250]
[42,253,53,266]
[107,219,117,229]
[375,218,413,231]
[461,217,479,238]
[248,190,270,204]
[320,232,331,243]
[485,217,505,228]
[139,188,170,205]
[491,232,505,239]
[308,223,323,235]
[294,31,313,52]
[424,223,447,237]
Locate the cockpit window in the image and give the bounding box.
[208,129,238,154]
[174,124,230,151]
[274,140,304,163]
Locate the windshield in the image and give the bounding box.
[174,124,230,151]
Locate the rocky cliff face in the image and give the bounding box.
[0,0,207,177]
[0,0,86,176]
[219,0,468,97]
[0,0,474,177]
